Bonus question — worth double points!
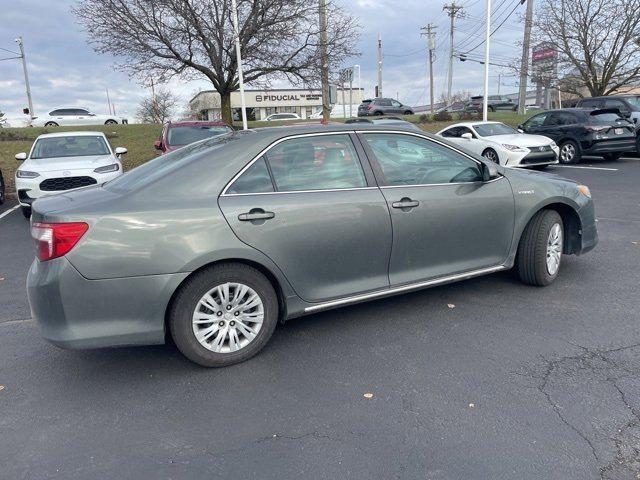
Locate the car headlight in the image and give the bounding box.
[501,144,526,152]
[16,170,40,179]
[93,163,120,174]
[577,185,591,198]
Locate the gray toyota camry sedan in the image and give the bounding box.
[27,125,597,367]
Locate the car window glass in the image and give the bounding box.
[474,123,517,136]
[580,99,601,109]
[49,109,63,116]
[604,99,627,111]
[57,109,75,116]
[363,133,483,186]
[265,134,366,191]
[525,113,547,128]
[31,135,111,159]
[391,100,402,107]
[440,127,459,138]
[227,157,274,194]
[378,99,392,106]
[75,109,90,115]
[167,125,231,146]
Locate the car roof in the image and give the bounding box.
[35,131,107,139]
[167,120,229,127]
[49,107,91,111]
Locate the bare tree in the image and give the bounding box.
[137,89,179,123]
[536,0,640,96]
[73,0,360,124]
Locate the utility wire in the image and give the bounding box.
[462,0,522,54]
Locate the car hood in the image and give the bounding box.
[485,134,553,147]
[21,154,118,173]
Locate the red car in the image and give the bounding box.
[154,120,233,154]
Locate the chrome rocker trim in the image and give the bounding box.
[304,265,507,313]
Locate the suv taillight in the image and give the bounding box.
[31,222,89,261]
[584,125,609,132]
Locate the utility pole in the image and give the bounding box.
[231,0,248,130]
[15,37,34,121]
[420,24,437,113]
[106,88,112,115]
[376,34,383,97]
[482,0,491,122]
[518,0,533,114]
[319,0,330,123]
[443,2,463,106]
[497,73,501,95]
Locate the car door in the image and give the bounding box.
[49,109,68,125]
[391,100,403,114]
[359,132,514,285]
[218,133,393,303]
[75,109,94,125]
[441,126,482,155]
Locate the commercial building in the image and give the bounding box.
[189,88,364,121]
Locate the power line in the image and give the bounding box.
[462,0,523,54]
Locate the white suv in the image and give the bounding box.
[14,131,126,218]
[31,108,127,127]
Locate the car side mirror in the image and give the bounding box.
[114,147,128,156]
[517,124,525,133]
[461,132,473,140]
[482,161,499,181]
[154,140,163,150]
[15,152,27,161]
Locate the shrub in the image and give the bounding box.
[433,111,452,122]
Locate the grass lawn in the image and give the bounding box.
[0,111,532,195]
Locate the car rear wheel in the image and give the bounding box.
[517,209,563,286]
[482,148,500,164]
[169,263,278,367]
[559,140,580,164]
[44,122,58,127]
[21,206,31,219]
[373,111,383,116]
[104,119,118,125]
[403,110,413,115]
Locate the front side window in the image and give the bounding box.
[524,113,548,128]
[265,134,366,192]
[363,133,483,186]
[227,157,274,194]
[391,100,402,107]
[30,135,111,159]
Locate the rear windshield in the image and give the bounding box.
[31,135,110,159]
[361,100,372,104]
[589,112,626,123]
[105,133,237,193]
[167,125,231,146]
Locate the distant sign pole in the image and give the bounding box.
[15,37,34,121]
[231,0,248,130]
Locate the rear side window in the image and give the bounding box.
[579,99,602,109]
[227,157,274,194]
[265,134,366,192]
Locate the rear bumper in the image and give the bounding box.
[582,137,636,154]
[27,256,188,349]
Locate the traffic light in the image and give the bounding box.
[23,107,29,115]
[459,54,467,62]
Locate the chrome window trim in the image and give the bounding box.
[220,131,369,196]
[220,129,501,196]
[379,176,504,189]
[304,265,507,313]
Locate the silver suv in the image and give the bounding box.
[358,98,414,117]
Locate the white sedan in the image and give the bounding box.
[263,113,301,122]
[437,121,559,168]
[31,107,127,127]
[14,131,126,218]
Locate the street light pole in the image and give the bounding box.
[231,0,248,130]
[15,37,34,121]
[482,0,491,122]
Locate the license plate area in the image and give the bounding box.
[615,128,624,135]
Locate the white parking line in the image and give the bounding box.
[0,205,20,221]
[554,165,618,171]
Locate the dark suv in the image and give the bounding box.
[466,95,517,112]
[575,95,640,125]
[358,98,414,117]
[518,108,636,163]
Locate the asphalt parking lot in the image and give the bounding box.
[1,158,639,479]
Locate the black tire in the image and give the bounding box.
[44,121,58,127]
[169,263,278,367]
[531,165,548,171]
[373,111,383,116]
[604,152,622,161]
[0,172,5,205]
[403,110,413,115]
[517,209,563,286]
[21,206,31,219]
[482,148,500,164]
[104,119,118,125]
[558,140,581,164]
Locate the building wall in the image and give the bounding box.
[190,88,364,121]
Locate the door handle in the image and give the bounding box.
[238,209,275,221]
[392,198,419,210]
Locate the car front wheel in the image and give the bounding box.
[104,119,118,125]
[517,209,563,286]
[559,140,581,164]
[21,206,31,219]
[169,263,278,367]
[482,148,500,164]
[44,122,58,127]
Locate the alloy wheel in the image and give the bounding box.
[560,144,575,164]
[546,223,562,275]
[483,149,499,163]
[192,282,264,353]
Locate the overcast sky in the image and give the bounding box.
[0,0,525,121]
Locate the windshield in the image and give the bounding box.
[167,125,231,146]
[473,123,518,137]
[105,133,238,193]
[31,135,110,159]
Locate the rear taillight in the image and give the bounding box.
[584,125,609,132]
[367,104,373,110]
[31,222,89,261]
